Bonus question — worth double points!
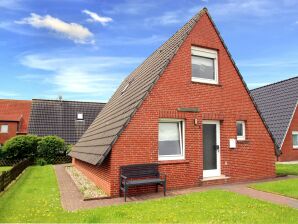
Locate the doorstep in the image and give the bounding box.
[201,175,230,182]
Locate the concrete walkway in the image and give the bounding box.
[222,183,298,209]
[276,161,298,164]
[54,164,298,211]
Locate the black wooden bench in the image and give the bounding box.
[120,163,166,201]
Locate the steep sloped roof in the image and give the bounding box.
[70,7,276,165]
[28,99,104,144]
[70,8,207,165]
[0,99,32,133]
[251,76,298,150]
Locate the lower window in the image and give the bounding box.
[293,131,298,149]
[158,119,185,161]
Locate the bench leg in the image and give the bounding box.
[163,183,166,196]
[124,186,127,202]
[156,184,158,193]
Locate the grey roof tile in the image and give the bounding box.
[251,76,298,149]
[28,99,104,144]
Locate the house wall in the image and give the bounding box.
[72,157,112,195]
[0,121,18,145]
[279,106,298,161]
[73,12,276,197]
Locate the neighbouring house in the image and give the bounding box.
[0,99,32,146]
[28,99,105,145]
[69,8,276,197]
[251,77,298,162]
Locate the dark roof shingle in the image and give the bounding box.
[28,99,104,144]
[251,76,298,149]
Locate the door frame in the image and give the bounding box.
[202,120,221,178]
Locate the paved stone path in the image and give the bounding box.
[54,164,298,211]
[222,183,298,209]
[276,161,298,164]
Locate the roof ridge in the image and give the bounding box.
[0,99,31,102]
[32,99,105,104]
[250,75,298,92]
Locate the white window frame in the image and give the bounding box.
[77,113,84,120]
[158,119,185,161]
[191,46,218,85]
[236,121,246,141]
[0,125,8,133]
[293,131,298,149]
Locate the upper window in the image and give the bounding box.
[236,121,246,141]
[77,113,84,120]
[158,119,185,161]
[293,131,298,149]
[0,125,8,133]
[191,46,218,84]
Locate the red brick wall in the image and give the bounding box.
[74,12,276,197]
[0,122,18,145]
[72,157,112,195]
[280,106,298,161]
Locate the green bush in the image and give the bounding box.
[36,158,47,166]
[1,135,40,160]
[37,136,66,163]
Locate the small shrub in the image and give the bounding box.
[36,158,47,166]
[2,135,40,160]
[37,136,66,163]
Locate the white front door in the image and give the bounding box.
[202,120,221,178]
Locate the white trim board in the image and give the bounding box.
[279,101,298,151]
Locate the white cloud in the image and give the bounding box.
[103,35,166,46]
[208,0,282,19]
[19,53,143,101]
[106,0,156,15]
[0,0,22,10]
[15,13,94,44]
[145,11,185,26]
[82,9,112,26]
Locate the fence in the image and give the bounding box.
[0,159,32,192]
[0,159,23,166]
[52,155,72,164]
[0,156,72,166]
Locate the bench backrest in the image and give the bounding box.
[120,163,159,178]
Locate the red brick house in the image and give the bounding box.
[70,8,276,197]
[0,99,32,146]
[251,77,298,161]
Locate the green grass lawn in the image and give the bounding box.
[0,166,298,223]
[0,166,12,172]
[251,178,298,199]
[276,163,298,176]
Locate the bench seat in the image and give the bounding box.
[120,163,166,201]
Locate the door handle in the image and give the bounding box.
[215,145,220,151]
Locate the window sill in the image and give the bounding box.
[293,147,298,150]
[237,140,249,144]
[158,160,189,165]
[191,81,222,87]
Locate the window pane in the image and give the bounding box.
[237,123,243,136]
[192,56,214,80]
[159,122,181,156]
[1,125,8,133]
[293,134,298,146]
[77,113,84,120]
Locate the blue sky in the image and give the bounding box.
[0,0,298,102]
